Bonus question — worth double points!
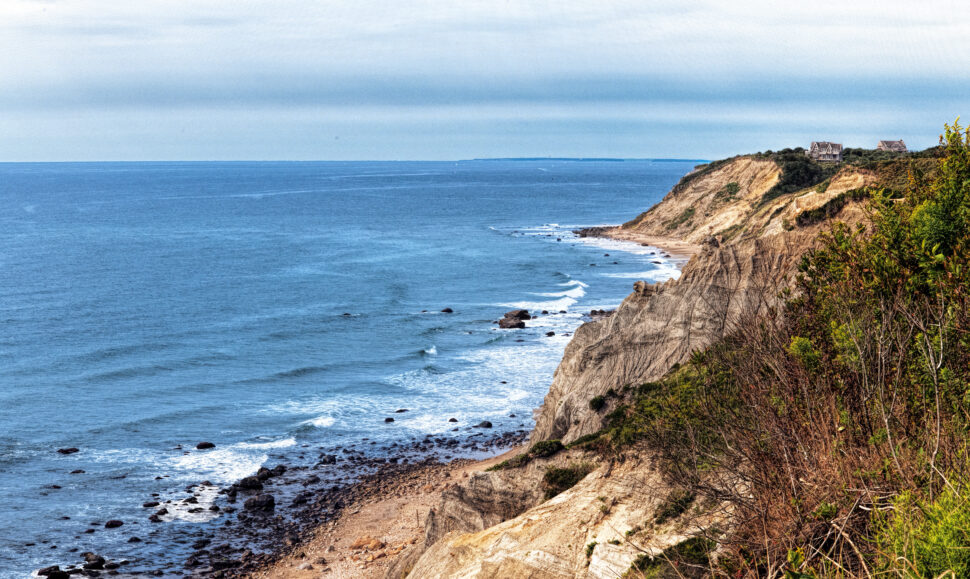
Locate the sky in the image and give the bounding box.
[1,0,967,161]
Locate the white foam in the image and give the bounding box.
[236,437,296,450]
[160,483,221,523]
[600,265,681,281]
[304,415,336,428]
[423,345,438,356]
[502,297,577,312]
[168,438,295,483]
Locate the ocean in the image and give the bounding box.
[0,159,696,576]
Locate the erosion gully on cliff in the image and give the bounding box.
[386,151,925,579]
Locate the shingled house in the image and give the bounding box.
[808,141,843,162]
[877,139,908,153]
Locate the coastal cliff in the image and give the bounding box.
[390,151,916,578]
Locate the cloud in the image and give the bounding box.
[0,0,966,159]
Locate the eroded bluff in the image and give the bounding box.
[393,155,879,579]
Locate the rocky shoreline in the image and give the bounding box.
[37,428,529,578]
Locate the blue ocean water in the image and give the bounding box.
[0,160,695,576]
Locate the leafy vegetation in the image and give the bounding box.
[485,439,564,471]
[665,206,696,230]
[628,537,716,578]
[655,489,696,525]
[542,462,594,499]
[758,148,840,205]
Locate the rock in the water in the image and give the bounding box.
[69,469,85,474]
[503,309,531,320]
[195,442,215,450]
[243,494,275,511]
[545,331,555,337]
[384,417,395,423]
[440,307,453,313]
[448,418,458,423]
[104,520,123,528]
[237,476,263,490]
[38,566,66,578]
[498,318,525,329]
[395,408,408,413]
[56,448,79,455]
[142,501,159,508]
[474,421,493,428]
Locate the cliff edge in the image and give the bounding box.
[393,153,905,579]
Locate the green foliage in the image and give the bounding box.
[760,148,840,205]
[543,462,595,499]
[589,395,606,411]
[585,541,597,559]
[629,537,716,578]
[794,188,869,227]
[787,336,820,372]
[665,207,696,231]
[714,181,741,203]
[811,501,837,521]
[529,439,565,458]
[486,439,565,470]
[874,484,970,578]
[655,489,696,524]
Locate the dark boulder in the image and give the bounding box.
[503,309,531,320]
[56,448,79,455]
[243,494,275,511]
[195,442,215,450]
[237,476,263,491]
[448,418,458,423]
[498,318,525,329]
[104,520,123,528]
[384,417,394,423]
[440,307,453,313]
[474,421,493,428]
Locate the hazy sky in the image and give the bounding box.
[1,0,967,160]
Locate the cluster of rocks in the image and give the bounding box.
[38,552,127,578]
[497,309,531,329]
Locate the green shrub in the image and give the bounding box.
[874,485,970,577]
[529,439,564,458]
[486,439,565,470]
[655,490,696,525]
[629,537,716,578]
[589,395,606,411]
[543,463,594,499]
[665,207,696,231]
[760,149,839,205]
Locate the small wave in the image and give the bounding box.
[422,345,438,356]
[303,416,336,428]
[600,265,681,282]
[236,437,297,450]
[169,438,295,483]
[85,363,172,382]
[536,285,586,299]
[502,297,577,312]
